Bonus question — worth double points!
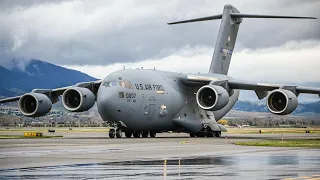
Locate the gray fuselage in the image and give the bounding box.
[97,69,239,133]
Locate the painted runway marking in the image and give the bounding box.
[179,140,191,144]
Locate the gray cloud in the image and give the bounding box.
[0,0,319,66]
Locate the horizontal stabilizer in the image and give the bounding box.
[168,14,222,25]
[168,13,316,25]
[230,13,317,19]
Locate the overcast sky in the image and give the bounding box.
[0,0,320,100]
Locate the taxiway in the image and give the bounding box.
[0,132,319,179]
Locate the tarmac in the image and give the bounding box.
[0,132,319,179]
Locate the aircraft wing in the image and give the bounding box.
[227,80,320,94]
[185,74,320,99]
[0,96,21,103]
[0,80,102,104]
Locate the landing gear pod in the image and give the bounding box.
[62,87,95,112]
[267,89,298,115]
[18,93,52,117]
[196,85,229,111]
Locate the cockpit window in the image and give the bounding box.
[102,82,109,87]
[119,81,133,89]
[103,81,133,89]
[110,82,118,87]
[103,81,117,87]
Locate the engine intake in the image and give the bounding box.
[18,93,52,117]
[196,85,229,111]
[62,87,95,112]
[267,89,298,115]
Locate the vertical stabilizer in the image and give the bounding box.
[168,4,242,75]
[209,5,241,75]
[168,4,316,75]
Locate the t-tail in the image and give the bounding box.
[168,4,316,75]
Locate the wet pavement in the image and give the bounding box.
[0,133,319,179]
[0,150,320,179]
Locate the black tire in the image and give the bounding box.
[196,132,206,137]
[206,132,214,137]
[150,131,156,138]
[133,131,141,138]
[214,131,221,137]
[190,133,196,137]
[109,129,115,138]
[125,131,133,138]
[116,129,122,138]
[142,131,149,138]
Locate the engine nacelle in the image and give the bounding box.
[267,89,298,115]
[62,87,95,112]
[196,85,229,111]
[18,93,52,117]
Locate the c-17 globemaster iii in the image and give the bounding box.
[0,4,318,138]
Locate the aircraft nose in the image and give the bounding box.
[97,87,119,119]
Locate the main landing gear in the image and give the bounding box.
[189,128,222,138]
[108,129,157,138]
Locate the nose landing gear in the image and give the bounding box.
[109,129,115,138]
[116,129,122,138]
[109,128,123,138]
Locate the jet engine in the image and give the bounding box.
[62,87,95,112]
[267,89,298,115]
[18,93,52,117]
[196,85,229,111]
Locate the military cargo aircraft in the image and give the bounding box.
[0,4,318,138]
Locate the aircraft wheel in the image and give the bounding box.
[196,132,206,137]
[125,130,133,138]
[150,131,156,138]
[206,132,214,137]
[214,131,221,137]
[109,129,115,138]
[133,131,141,138]
[190,133,196,137]
[116,129,122,138]
[142,131,149,138]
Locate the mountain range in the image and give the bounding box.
[0,59,319,114]
[233,101,320,115]
[0,59,97,97]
